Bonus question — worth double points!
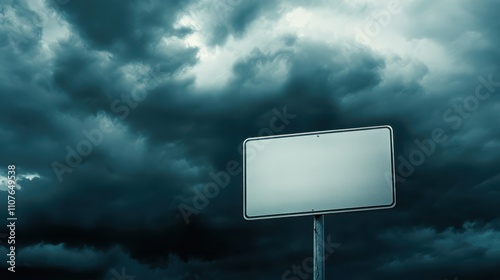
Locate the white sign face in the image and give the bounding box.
[243,125,395,220]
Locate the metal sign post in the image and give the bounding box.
[243,125,396,279]
[313,215,325,280]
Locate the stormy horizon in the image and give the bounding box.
[0,0,499,279]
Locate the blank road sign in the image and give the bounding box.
[243,125,395,220]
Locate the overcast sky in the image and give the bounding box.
[0,0,499,279]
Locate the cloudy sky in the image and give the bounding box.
[1,0,499,279]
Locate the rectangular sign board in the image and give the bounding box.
[243,125,395,220]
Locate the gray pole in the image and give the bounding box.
[313,214,325,280]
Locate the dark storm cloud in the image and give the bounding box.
[199,0,279,46]
[398,0,500,72]
[47,0,195,61]
[1,0,216,277]
[122,39,384,171]
[49,32,198,116]
[1,0,500,279]
[0,1,43,54]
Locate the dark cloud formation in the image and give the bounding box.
[46,0,195,60]
[0,0,499,279]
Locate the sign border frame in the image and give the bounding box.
[243,125,396,220]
